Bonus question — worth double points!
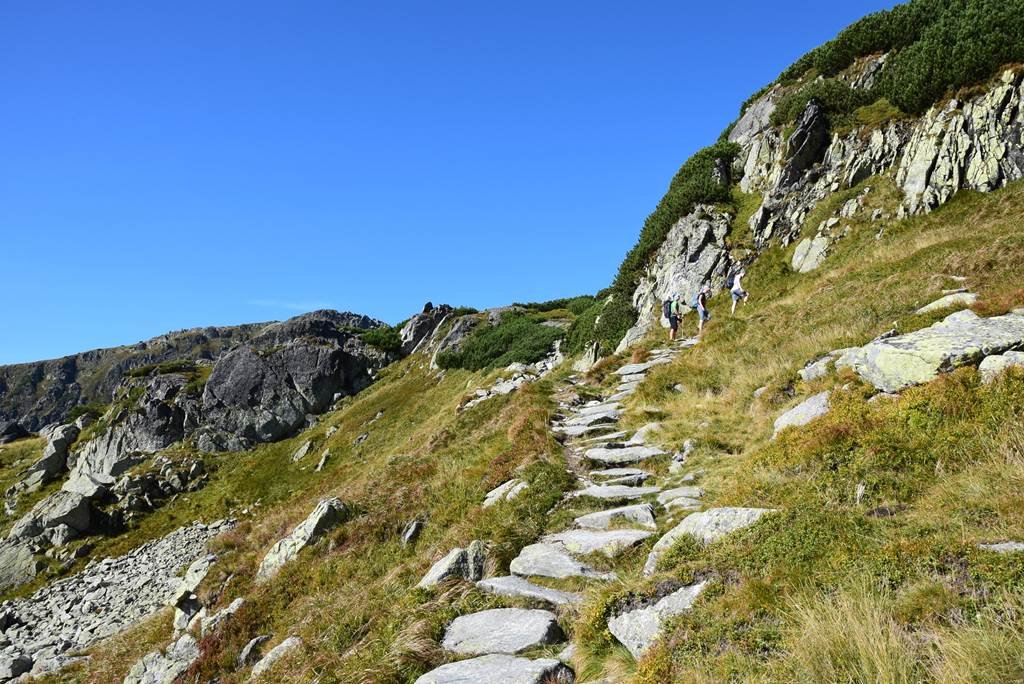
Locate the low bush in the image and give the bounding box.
[564,293,637,356]
[769,78,874,128]
[360,325,403,354]
[515,295,595,316]
[435,312,563,371]
[125,360,197,378]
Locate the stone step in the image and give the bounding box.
[575,503,656,530]
[589,467,651,482]
[578,430,628,444]
[607,389,635,402]
[656,486,704,506]
[619,373,646,384]
[559,409,621,428]
[573,402,623,417]
[414,654,574,684]
[441,608,563,656]
[614,358,671,376]
[542,529,652,558]
[553,423,620,439]
[477,576,582,606]
[510,543,616,581]
[584,445,665,465]
[573,484,660,501]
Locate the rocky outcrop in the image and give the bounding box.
[779,101,831,188]
[0,422,30,445]
[399,303,454,355]
[124,634,200,684]
[429,315,480,369]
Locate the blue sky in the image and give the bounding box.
[1,0,899,364]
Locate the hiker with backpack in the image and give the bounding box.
[729,268,750,315]
[693,283,711,337]
[662,295,684,341]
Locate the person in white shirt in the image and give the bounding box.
[730,268,750,315]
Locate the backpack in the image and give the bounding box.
[726,273,736,289]
[690,294,700,309]
[662,300,672,318]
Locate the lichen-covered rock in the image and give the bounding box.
[416,540,486,588]
[414,654,574,684]
[124,634,199,684]
[643,508,773,575]
[608,581,708,659]
[440,608,563,655]
[773,391,831,437]
[791,235,830,273]
[257,498,349,579]
[848,309,1024,392]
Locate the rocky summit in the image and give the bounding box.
[2,2,1024,682]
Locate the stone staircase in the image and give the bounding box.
[414,339,772,683]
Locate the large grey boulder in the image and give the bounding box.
[20,423,79,491]
[0,653,33,679]
[124,634,200,684]
[729,89,778,144]
[575,503,656,530]
[510,543,615,581]
[773,391,831,437]
[441,608,563,655]
[8,490,91,543]
[249,636,303,680]
[416,540,486,588]
[979,351,1024,383]
[429,315,480,369]
[257,498,349,579]
[791,235,830,273]
[847,310,1024,392]
[0,542,40,591]
[543,529,652,558]
[608,581,708,660]
[779,100,830,188]
[656,486,704,507]
[414,654,574,684]
[477,576,582,606]
[643,508,773,575]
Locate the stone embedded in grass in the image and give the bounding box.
[614,358,671,376]
[413,654,574,684]
[847,309,1024,392]
[416,540,486,588]
[643,507,774,575]
[792,235,830,273]
[559,409,621,428]
[589,467,651,482]
[510,543,616,580]
[607,389,635,402]
[477,576,582,606]
[584,445,665,465]
[625,423,662,445]
[441,608,564,655]
[914,291,978,314]
[663,496,702,512]
[542,529,653,558]
[315,449,330,472]
[607,581,709,659]
[979,351,1024,383]
[249,636,303,679]
[573,484,661,501]
[979,541,1024,553]
[797,355,834,382]
[483,479,528,507]
[656,486,704,506]
[290,440,312,462]
[620,372,646,384]
[579,430,628,444]
[772,391,831,438]
[237,635,271,668]
[257,498,349,580]
[575,503,656,530]
[124,634,200,684]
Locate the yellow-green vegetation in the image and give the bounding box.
[569,179,1024,682]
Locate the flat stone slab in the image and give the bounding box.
[574,484,660,501]
[614,358,671,375]
[979,541,1024,553]
[483,479,528,507]
[543,529,652,557]
[555,423,619,438]
[560,409,621,428]
[626,423,661,445]
[579,430,628,444]
[608,581,708,660]
[643,508,773,575]
[607,390,635,402]
[441,608,564,656]
[575,503,656,530]
[773,391,831,437]
[664,496,702,512]
[510,543,616,580]
[584,445,666,465]
[589,467,650,482]
[656,486,704,506]
[915,292,978,314]
[574,402,622,416]
[620,373,646,384]
[477,576,582,606]
[847,309,1024,392]
[414,654,574,684]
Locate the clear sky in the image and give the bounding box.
[1,0,900,365]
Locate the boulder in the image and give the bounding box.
[656,486,704,507]
[441,608,564,656]
[237,635,271,668]
[477,576,582,606]
[0,543,39,592]
[574,503,656,530]
[124,634,200,684]
[797,355,833,382]
[21,423,79,490]
[847,310,1024,392]
[773,391,831,437]
[249,636,303,680]
[608,582,708,659]
[416,540,486,588]
[413,654,574,684]
[400,305,453,355]
[791,236,830,273]
[8,490,91,543]
[290,440,312,462]
[429,315,480,369]
[643,508,773,575]
[0,653,32,679]
[256,498,349,579]
[543,529,651,557]
[979,351,1024,383]
[915,292,978,314]
[572,341,601,373]
[483,479,528,507]
[0,421,30,445]
[510,543,615,581]
[979,541,1024,554]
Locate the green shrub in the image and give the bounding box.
[514,295,595,316]
[360,325,403,354]
[125,360,197,378]
[769,78,874,127]
[449,306,479,317]
[67,402,107,422]
[564,293,637,356]
[435,313,563,371]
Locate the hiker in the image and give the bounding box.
[694,283,711,337]
[729,268,750,315]
[662,295,683,341]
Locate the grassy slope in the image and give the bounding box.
[570,177,1024,682]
